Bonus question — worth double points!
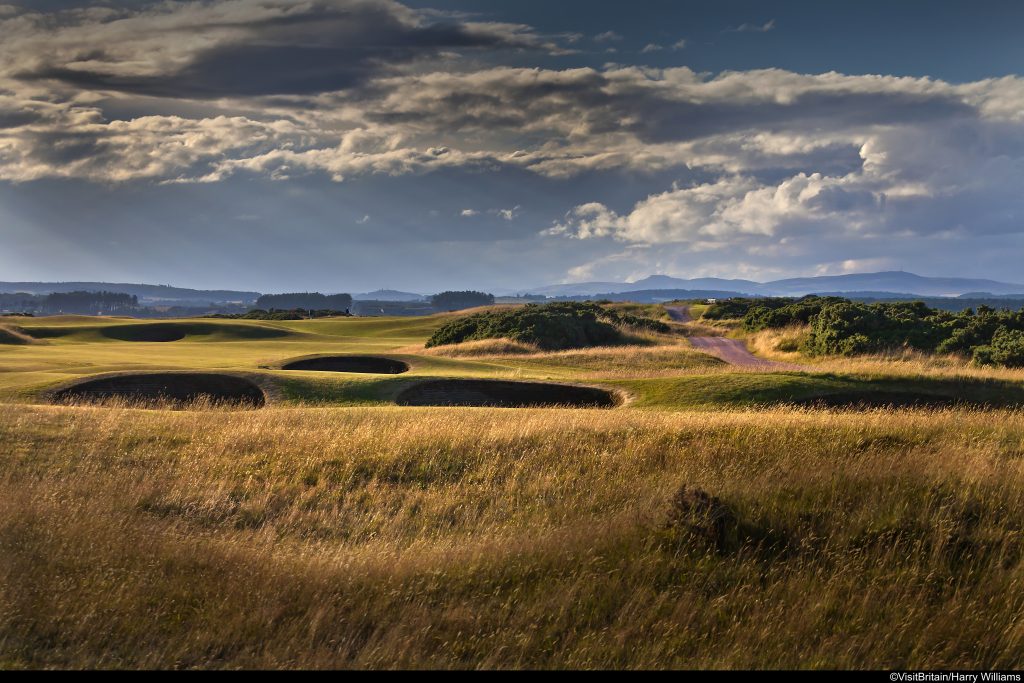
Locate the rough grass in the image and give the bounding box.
[415,338,541,356]
[747,325,809,362]
[2,403,1024,668]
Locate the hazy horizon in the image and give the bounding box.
[3,1,1024,291]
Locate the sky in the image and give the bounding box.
[2,1,1024,293]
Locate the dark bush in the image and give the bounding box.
[702,297,768,320]
[973,327,1024,367]
[425,301,667,350]
[665,486,738,553]
[743,296,847,332]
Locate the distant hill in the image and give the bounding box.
[526,271,1024,298]
[764,272,1024,297]
[352,289,425,302]
[0,282,260,305]
[528,275,762,297]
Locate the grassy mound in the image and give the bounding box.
[419,338,541,356]
[426,302,669,351]
[628,372,1024,409]
[23,321,295,342]
[281,355,409,374]
[50,372,266,408]
[395,379,619,408]
[0,324,37,345]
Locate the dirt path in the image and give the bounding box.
[664,304,800,370]
[688,337,802,370]
[664,305,693,323]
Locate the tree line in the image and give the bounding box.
[0,291,138,315]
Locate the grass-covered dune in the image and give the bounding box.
[622,372,1024,409]
[2,403,1023,668]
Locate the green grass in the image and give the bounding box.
[6,314,1024,410]
[686,303,710,318]
[622,372,1024,409]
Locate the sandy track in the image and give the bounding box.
[664,304,800,370]
[664,305,693,323]
[688,337,802,370]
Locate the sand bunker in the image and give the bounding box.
[101,323,188,342]
[51,372,266,408]
[281,356,410,374]
[97,322,292,342]
[395,379,618,408]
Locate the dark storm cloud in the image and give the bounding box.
[12,0,563,98]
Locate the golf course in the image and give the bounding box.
[3,304,1024,668]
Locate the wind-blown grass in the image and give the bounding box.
[2,403,1024,668]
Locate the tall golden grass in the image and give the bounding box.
[2,401,1024,668]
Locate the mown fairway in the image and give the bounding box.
[2,312,1024,668]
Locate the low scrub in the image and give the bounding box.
[425,302,670,351]
[709,296,1024,368]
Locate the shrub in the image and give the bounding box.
[743,296,846,332]
[973,327,1024,367]
[425,301,667,351]
[803,301,950,356]
[665,486,738,554]
[702,298,767,320]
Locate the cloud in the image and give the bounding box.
[490,206,520,221]
[4,0,567,99]
[356,214,370,224]
[671,39,687,50]
[0,59,1019,188]
[593,31,623,43]
[641,43,663,53]
[729,19,776,33]
[2,0,1024,281]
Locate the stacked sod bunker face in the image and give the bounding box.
[395,379,619,408]
[280,356,410,374]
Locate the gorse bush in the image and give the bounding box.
[707,296,1024,366]
[972,327,1024,367]
[701,298,763,320]
[743,296,846,332]
[426,302,669,350]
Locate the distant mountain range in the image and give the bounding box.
[6,271,1024,308]
[352,289,425,302]
[523,271,1024,298]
